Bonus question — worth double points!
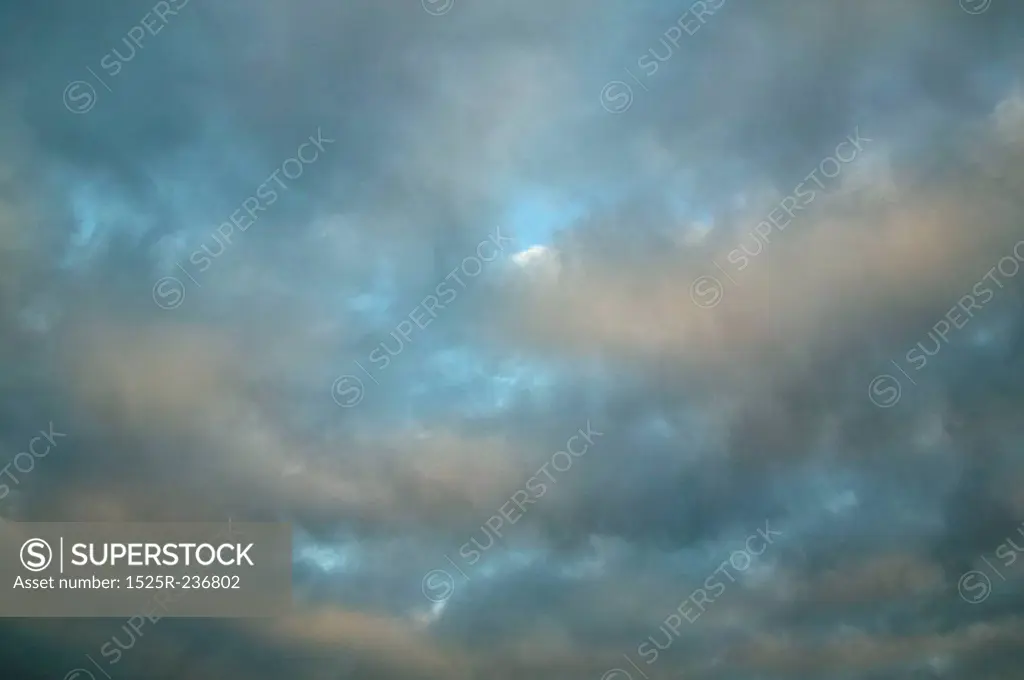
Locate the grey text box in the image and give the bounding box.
[0,522,291,617]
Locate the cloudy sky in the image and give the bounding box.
[2,0,1024,677]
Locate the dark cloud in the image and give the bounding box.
[1,0,1024,677]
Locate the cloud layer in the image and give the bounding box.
[2,0,1024,678]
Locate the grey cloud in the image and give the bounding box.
[2,0,1024,678]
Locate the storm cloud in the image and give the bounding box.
[1,0,1024,678]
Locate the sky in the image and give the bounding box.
[2,0,1024,678]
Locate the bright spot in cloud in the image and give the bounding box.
[512,244,552,266]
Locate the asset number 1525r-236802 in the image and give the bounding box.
[125,575,241,589]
